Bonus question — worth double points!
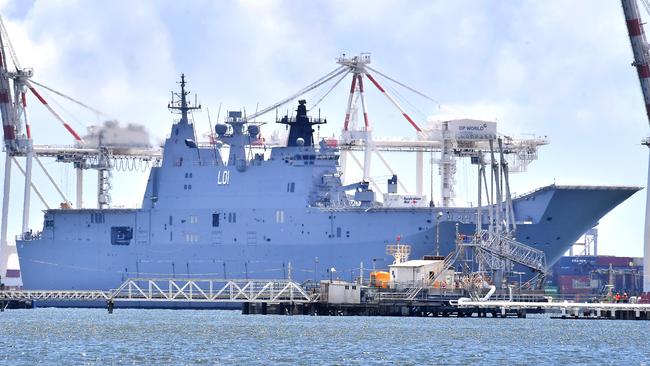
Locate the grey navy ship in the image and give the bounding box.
[16,77,640,291]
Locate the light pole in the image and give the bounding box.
[372,257,384,272]
[436,212,443,256]
[328,267,337,282]
[513,271,525,297]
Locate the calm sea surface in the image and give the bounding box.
[0,308,648,365]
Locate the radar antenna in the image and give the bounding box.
[168,74,201,124]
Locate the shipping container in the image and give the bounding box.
[556,256,597,267]
[554,264,595,276]
[556,275,593,295]
[595,256,634,267]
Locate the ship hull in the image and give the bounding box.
[17,185,639,294]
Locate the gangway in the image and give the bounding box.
[0,278,315,308]
[0,289,110,302]
[110,278,313,304]
[467,230,547,275]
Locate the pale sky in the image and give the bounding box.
[0,0,647,257]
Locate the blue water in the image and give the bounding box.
[0,308,648,365]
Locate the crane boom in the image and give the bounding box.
[623,0,650,124]
[621,0,650,293]
[245,66,349,122]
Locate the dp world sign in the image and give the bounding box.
[447,119,497,140]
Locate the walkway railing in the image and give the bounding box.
[0,278,314,304]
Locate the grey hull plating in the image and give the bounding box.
[16,185,639,291]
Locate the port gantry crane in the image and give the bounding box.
[246,53,548,206]
[621,0,650,292]
[0,16,161,284]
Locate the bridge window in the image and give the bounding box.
[212,213,220,227]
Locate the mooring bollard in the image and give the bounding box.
[106,300,114,314]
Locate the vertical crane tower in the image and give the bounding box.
[0,16,84,285]
[621,0,650,292]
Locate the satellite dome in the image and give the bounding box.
[215,124,228,136]
[296,137,305,146]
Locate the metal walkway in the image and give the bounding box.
[467,230,547,274]
[0,290,109,302]
[453,299,650,319]
[0,278,315,305]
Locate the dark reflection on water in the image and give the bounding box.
[0,308,648,365]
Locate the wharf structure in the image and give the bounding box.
[2,276,650,320]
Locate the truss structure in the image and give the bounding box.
[0,278,315,304]
[111,278,313,303]
[0,289,109,301]
[467,230,547,274]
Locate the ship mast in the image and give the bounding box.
[621,0,650,292]
[168,73,201,124]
